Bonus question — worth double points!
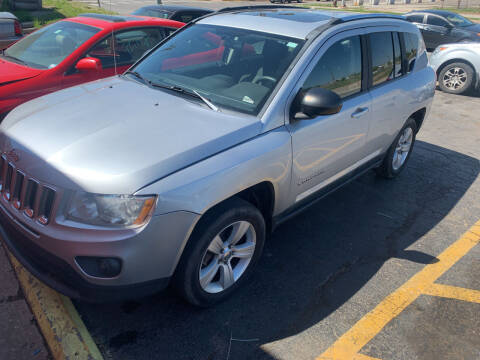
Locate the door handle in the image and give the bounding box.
[351,107,369,119]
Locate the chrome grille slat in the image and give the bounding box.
[4,163,14,200]
[13,170,24,209]
[24,179,38,218]
[0,155,7,191]
[38,187,55,225]
[0,154,56,225]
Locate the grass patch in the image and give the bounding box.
[2,0,116,27]
[433,7,480,15]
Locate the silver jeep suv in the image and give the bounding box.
[0,7,435,306]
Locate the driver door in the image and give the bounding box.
[288,32,372,203]
[424,15,455,49]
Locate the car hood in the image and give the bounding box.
[0,76,262,194]
[0,57,43,84]
[464,23,480,33]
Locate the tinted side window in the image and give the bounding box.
[369,32,394,86]
[172,12,195,23]
[406,14,424,23]
[303,36,362,99]
[87,28,169,68]
[404,32,418,73]
[393,32,402,78]
[426,15,449,27]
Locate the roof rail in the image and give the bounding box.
[217,5,302,13]
[78,13,127,22]
[335,13,406,22]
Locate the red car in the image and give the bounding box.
[0,13,183,119]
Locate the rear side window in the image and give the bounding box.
[171,12,197,23]
[406,14,424,23]
[87,27,171,68]
[369,32,394,86]
[302,36,362,98]
[426,15,449,27]
[403,32,418,73]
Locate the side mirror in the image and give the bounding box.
[75,57,102,72]
[293,87,343,119]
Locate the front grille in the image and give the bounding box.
[0,157,56,225]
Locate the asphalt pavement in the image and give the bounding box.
[74,89,480,360]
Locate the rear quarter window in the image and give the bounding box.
[406,14,424,23]
[403,32,419,73]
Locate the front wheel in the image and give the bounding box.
[376,118,417,179]
[438,62,474,95]
[173,198,266,307]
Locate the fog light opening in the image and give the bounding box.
[76,256,122,278]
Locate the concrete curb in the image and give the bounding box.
[6,251,103,360]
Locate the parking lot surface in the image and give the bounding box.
[74,89,480,360]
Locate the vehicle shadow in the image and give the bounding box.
[74,140,480,360]
[435,86,480,98]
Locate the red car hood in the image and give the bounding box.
[0,58,44,84]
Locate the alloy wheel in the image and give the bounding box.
[442,67,467,90]
[199,221,256,294]
[392,127,413,171]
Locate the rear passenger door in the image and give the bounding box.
[288,32,372,202]
[365,31,410,155]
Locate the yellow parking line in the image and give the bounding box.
[6,251,103,360]
[317,219,480,360]
[423,283,480,304]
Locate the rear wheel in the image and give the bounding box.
[438,62,474,95]
[376,118,417,179]
[173,198,265,307]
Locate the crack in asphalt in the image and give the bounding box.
[0,286,24,304]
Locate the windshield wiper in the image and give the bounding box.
[150,82,219,112]
[1,53,28,66]
[124,70,152,87]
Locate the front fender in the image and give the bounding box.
[135,127,293,217]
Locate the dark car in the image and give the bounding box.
[132,5,213,23]
[405,10,480,50]
[0,12,22,50]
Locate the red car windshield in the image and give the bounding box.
[4,21,100,69]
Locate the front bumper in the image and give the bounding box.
[0,204,199,302]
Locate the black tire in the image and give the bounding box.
[173,198,266,307]
[438,62,474,95]
[376,118,417,179]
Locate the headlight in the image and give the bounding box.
[67,192,157,227]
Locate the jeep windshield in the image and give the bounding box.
[129,24,305,115]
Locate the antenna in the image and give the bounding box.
[111,26,117,75]
[109,0,117,75]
